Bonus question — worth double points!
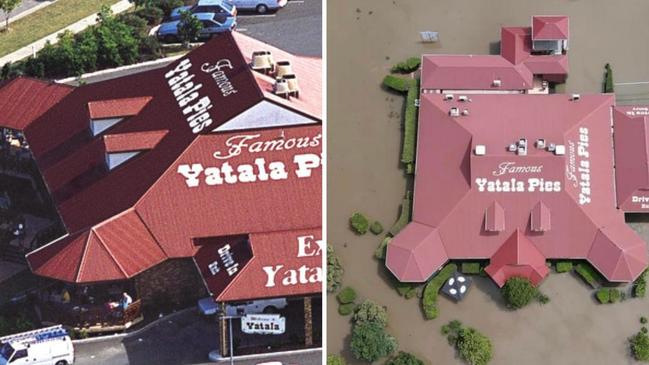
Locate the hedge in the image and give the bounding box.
[575,263,602,288]
[396,282,418,299]
[422,263,458,320]
[370,221,384,235]
[374,236,391,260]
[634,270,647,298]
[350,212,370,235]
[595,288,622,304]
[603,63,614,93]
[338,303,355,316]
[461,262,481,275]
[555,261,573,273]
[402,79,419,168]
[383,75,411,92]
[337,287,357,304]
[389,191,412,236]
[391,57,421,74]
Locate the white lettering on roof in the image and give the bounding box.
[474,178,561,192]
[213,133,322,160]
[566,127,591,205]
[165,58,214,134]
[201,60,238,97]
[492,162,544,176]
[262,235,323,288]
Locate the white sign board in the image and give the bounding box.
[241,314,286,335]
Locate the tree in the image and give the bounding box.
[386,351,424,365]
[93,6,139,68]
[177,10,202,48]
[631,330,649,361]
[327,244,344,293]
[352,300,388,327]
[0,0,21,31]
[128,0,154,8]
[456,328,493,365]
[350,212,369,235]
[350,322,397,363]
[501,276,538,309]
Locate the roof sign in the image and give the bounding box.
[194,235,254,297]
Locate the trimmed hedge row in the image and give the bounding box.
[391,57,421,74]
[402,78,419,168]
[575,263,602,288]
[461,262,481,275]
[555,261,573,273]
[374,236,391,260]
[596,288,622,304]
[634,270,647,298]
[389,191,412,236]
[383,75,411,92]
[422,263,458,320]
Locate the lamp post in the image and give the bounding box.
[219,314,241,365]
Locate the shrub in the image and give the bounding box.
[338,303,355,316]
[595,288,610,304]
[337,287,357,304]
[178,10,203,47]
[374,236,391,260]
[370,221,384,235]
[610,288,621,303]
[402,79,419,167]
[555,261,573,273]
[502,277,538,309]
[538,293,550,305]
[119,13,149,38]
[327,245,344,293]
[386,351,424,365]
[383,75,411,92]
[634,270,647,298]
[389,191,412,236]
[461,262,481,275]
[422,263,457,319]
[631,329,649,361]
[641,317,647,325]
[135,6,164,25]
[154,0,184,17]
[353,300,388,327]
[575,263,601,288]
[603,63,614,93]
[350,212,370,235]
[350,322,398,362]
[327,354,346,365]
[391,57,421,74]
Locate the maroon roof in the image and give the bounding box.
[386,92,648,284]
[613,106,649,211]
[484,229,550,287]
[532,16,569,40]
[3,32,322,288]
[0,78,73,130]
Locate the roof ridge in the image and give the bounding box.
[91,226,129,278]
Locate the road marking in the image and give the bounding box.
[287,0,305,3]
[236,28,248,32]
[237,14,276,18]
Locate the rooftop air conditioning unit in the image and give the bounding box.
[536,139,546,149]
[444,94,454,101]
[547,143,556,152]
[461,109,470,116]
[542,80,549,90]
[571,94,581,101]
[517,146,527,156]
[518,138,527,147]
[282,74,300,98]
[251,51,274,73]
[474,145,486,156]
[508,144,517,152]
[458,95,468,102]
[274,78,290,98]
[449,107,460,117]
[554,145,566,155]
[492,79,502,87]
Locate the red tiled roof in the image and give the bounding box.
[215,228,322,301]
[385,222,448,282]
[500,26,568,77]
[532,16,569,40]
[484,229,550,287]
[88,97,153,119]
[0,77,72,130]
[103,130,168,153]
[613,106,649,211]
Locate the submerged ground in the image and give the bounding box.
[327,0,649,364]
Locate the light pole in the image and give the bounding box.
[220,314,241,365]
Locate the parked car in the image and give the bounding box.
[225,298,288,316]
[228,0,288,14]
[157,13,236,43]
[0,326,74,365]
[168,0,237,22]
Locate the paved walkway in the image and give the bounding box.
[0,0,57,30]
[0,0,132,67]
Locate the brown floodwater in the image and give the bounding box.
[327,0,649,364]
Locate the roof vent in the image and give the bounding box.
[444,94,454,101]
[547,143,556,152]
[571,93,580,101]
[449,107,460,117]
[536,139,546,149]
[517,138,528,155]
[274,74,299,98]
[251,51,274,74]
[461,109,470,116]
[275,60,293,78]
[507,144,517,152]
[554,145,566,155]
[492,79,502,87]
[474,145,486,156]
[458,95,469,102]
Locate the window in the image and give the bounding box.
[201,20,213,28]
[10,349,27,362]
[106,151,141,170]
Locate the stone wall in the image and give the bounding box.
[134,258,207,310]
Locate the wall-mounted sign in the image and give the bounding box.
[241,314,286,335]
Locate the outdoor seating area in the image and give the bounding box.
[37,282,143,333]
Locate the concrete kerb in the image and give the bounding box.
[0,1,58,30]
[71,307,195,345]
[211,347,322,362]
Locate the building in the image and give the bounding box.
[0,32,322,354]
[386,16,649,287]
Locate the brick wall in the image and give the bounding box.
[134,258,207,310]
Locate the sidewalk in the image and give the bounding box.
[0,1,57,30]
[0,0,132,67]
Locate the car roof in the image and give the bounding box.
[195,13,218,20]
[197,0,226,5]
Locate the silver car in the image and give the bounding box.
[228,0,287,14]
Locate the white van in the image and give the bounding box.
[0,326,74,365]
[225,298,288,316]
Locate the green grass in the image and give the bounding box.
[555,261,573,273]
[461,262,481,275]
[0,0,120,57]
